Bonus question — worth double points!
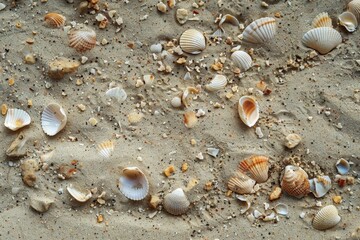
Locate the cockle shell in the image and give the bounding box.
[348,0,360,21]
[312,205,341,230]
[335,158,350,175]
[205,74,227,91]
[68,26,96,52]
[238,96,259,127]
[96,140,114,158]
[228,171,256,194]
[41,103,67,136]
[309,176,331,198]
[281,165,310,198]
[239,155,269,183]
[44,13,66,28]
[301,27,342,55]
[4,109,31,131]
[312,12,332,28]
[118,167,149,201]
[163,188,190,215]
[231,51,252,72]
[67,184,92,202]
[242,17,277,44]
[338,11,358,32]
[105,87,127,103]
[179,29,206,54]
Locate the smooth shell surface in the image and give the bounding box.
[238,96,259,127]
[184,111,198,128]
[118,167,149,201]
[97,140,114,158]
[242,17,277,44]
[68,26,96,52]
[309,176,332,198]
[228,171,256,194]
[281,165,310,198]
[335,158,350,175]
[313,205,341,230]
[205,75,227,91]
[4,109,31,131]
[163,188,190,215]
[312,12,332,28]
[106,87,127,102]
[236,195,251,214]
[179,29,206,54]
[67,184,92,202]
[274,203,288,216]
[231,51,252,72]
[301,27,342,54]
[44,13,66,28]
[239,155,269,183]
[338,11,358,32]
[41,103,67,136]
[348,0,360,21]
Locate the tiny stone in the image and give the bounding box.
[88,117,98,126]
[285,133,302,149]
[77,104,86,111]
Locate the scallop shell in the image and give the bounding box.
[44,13,66,28]
[118,167,149,201]
[313,205,341,230]
[205,74,227,91]
[4,108,31,131]
[163,188,190,215]
[301,27,342,55]
[228,171,256,194]
[238,96,259,127]
[68,26,96,52]
[179,29,206,54]
[239,155,269,183]
[96,140,114,158]
[280,165,310,198]
[67,184,92,202]
[312,12,332,28]
[41,103,67,136]
[105,87,127,103]
[335,158,350,175]
[309,176,332,198]
[242,17,277,44]
[348,0,360,21]
[338,11,358,32]
[231,51,252,72]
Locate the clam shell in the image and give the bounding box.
[238,96,259,127]
[335,158,350,175]
[205,74,227,91]
[4,108,31,131]
[309,176,331,198]
[41,103,67,136]
[313,205,341,230]
[301,27,342,55]
[348,0,360,21]
[68,26,96,52]
[228,171,256,194]
[179,29,206,54]
[163,188,190,215]
[118,167,149,201]
[312,12,332,28]
[105,87,127,103]
[96,140,114,158]
[281,165,310,198]
[338,11,358,32]
[231,51,252,72]
[44,12,66,28]
[242,17,277,44]
[239,155,269,183]
[67,184,92,202]
[184,111,198,128]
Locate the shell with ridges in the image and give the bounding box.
[348,0,360,21]
[242,17,277,44]
[4,109,31,131]
[163,188,190,215]
[228,171,256,194]
[313,205,341,230]
[96,140,114,158]
[205,74,227,91]
[338,11,358,32]
[67,184,92,202]
[231,51,252,72]
[312,12,332,28]
[281,165,310,198]
[68,26,96,52]
[41,103,67,136]
[118,167,149,201]
[301,27,342,55]
[239,155,269,183]
[179,29,206,54]
[238,96,259,127]
[44,13,66,28]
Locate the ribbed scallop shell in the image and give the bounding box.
[44,13,66,28]
[163,188,190,215]
[242,17,277,44]
[41,103,67,136]
[67,184,92,202]
[280,165,310,198]
[312,12,332,28]
[4,109,31,131]
[205,74,227,91]
[231,50,253,72]
[179,29,206,54]
[239,155,269,183]
[238,96,259,127]
[309,176,331,198]
[118,167,149,201]
[348,0,360,21]
[96,140,114,158]
[228,171,256,194]
[68,26,96,52]
[338,11,358,32]
[105,87,127,103]
[301,27,342,55]
[313,205,341,230]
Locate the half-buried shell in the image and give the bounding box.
[118,167,149,201]
[163,188,190,215]
[68,26,96,52]
[312,12,332,28]
[179,29,206,54]
[228,171,256,194]
[231,50,252,72]
[97,140,114,158]
[239,155,269,183]
[67,184,92,202]
[4,108,31,131]
[205,74,227,91]
[44,12,66,28]
[238,96,259,127]
[348,0,360,21]
[41,103,67,136]
[312,205,341,230]
[280,165,310,198]
[338,11,358,32]
[301,27,342,54]
[242,17,277,44]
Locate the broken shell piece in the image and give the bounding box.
[30,195,54,213]
[309,176,332,198]
[274,203,288,216]
[41,103,67,136]
[228,171,256,194]
[184,111,198,128]
[242,17,277,44]
[163,188,190,216]
[105,87,127,103]
[338,11,358,32]
[4,108,31,131]
[119,167,149,201]
[48,57,80,79]
[335,158,350,175]
[207,148,219,157]
[176,8,188,25]
[68,26,96,52]
[269,186,282,201]
[301,27,342,55]
[238,96,259,127]
[44,12,66,28]
[6,131,28,157]
[96,140,114,158]
[182,86,200,107]
[219,14,240,27]
[167,0,176,8]
[281,165,310,198]
[239,155,269,183]
[67,184,92,202]
[312,12,332,28]
[285,133,302,149]
[348,0,360,21]
[253,209,263,219]
[156,2,167,13]
[205,74,227,91]
[236,195,251,214]
[231,51,252,72]
[312,205,341,230]
[179,29,206,54]
[262,211,276,222]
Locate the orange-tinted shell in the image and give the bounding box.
[312,12,332,28]
[228,171,256,194]
[44,13,66,28]
[68,27,96,52]
[238,96,259,127]
[281,165,310,198]
[239,155,269,183]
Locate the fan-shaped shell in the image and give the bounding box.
[312,12,332,28]
[301,27,342,55]
[179,29,206,54]
[67,184,92,202]
[313,205,341,230]
[44,13,66,28]
[338,11,358,32]
[281,165,310,198]
[97,140,114,158]
[231,51,252,72]
[105,87,127,102]
[205,74,227,91]
[238,96,259,127]
[41,103,67,136]
[335,158,350,175]
[68,26,96,52]
[242,17,277,44]
[309,176,331,198]
[4,108,31,131]
[228,171,256,194]
[118,167,149,201]
[163,188,190,215]
[348,0,360,21]
[239,155,269,183]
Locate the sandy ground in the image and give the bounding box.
[0,0,359,239]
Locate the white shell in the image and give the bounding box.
[301,27,342,55]
[335,158,350,175]
[231,51,252,72]
[4,108,31,131]
[309,176,332,198]
[170,96,182,108]
[219,14,240,27]
[253,209,263,219]
[242,17,277,44]
[118,167,149,201]
[313,205,341,230]
[67,184,92,202]
[312,12,333,28]
[274,203,288,216]
[106,87,127,103]
[41,103,67,136]
[236,195,251,214]
[205,74,227,91]
[163,188,190,215]
[238,96,259,127]
[262,211,276,221]
[348,0,360,21]
[338,11,358,32]
[96,140,114,158]
[207,147,219,157]
[179,29,206,54]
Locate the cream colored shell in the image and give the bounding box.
[313,205,341,230]
[4,108,31,131]
[67,184,92,202]
[163,188,190,215]
[118,167,149,201]
[348,0,360,21]
[68,26,96,52]
[41,103,67,136]
[205,74,227,91]
[338,11,358,32]
[228,171,256,194]
[242,17,277,44]
[96,140,114,158]
[301,27,342,54]
[312,12,332,28]
[231,51,252,72]
[179,29,206,54]
[238,96,259,127]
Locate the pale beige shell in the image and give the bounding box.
[67,184,92,202]
[184,111,198,128]
[181,86,200,108]
[231,51,252,72]
[239,155,269,183]
[219,14,240,27]
[41,103,67,136]
[44,13,66,28]
[163,188,190,215]
[301,27,342,55]
[238,96,259,127]
[4,108,31,131]
[338,11,358,32]
[312,12,332,28]
[96,140,114,158]
[228,171,256,194]
[313,205,341,230]
[68,26,96,52]
[348,0,360,21]
[242,17,277,44]
[118,167,149,201]
[179,29,206,54]
[205,74,227,91]
[280,165,310,198]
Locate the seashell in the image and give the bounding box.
[205,74,227,91]
[348,0,360,21]
[228,171,256,194]
[262,211,276,222]
[171,96,182,108]
[41,103,67,136]
[312,205,341,230]
[210,28,225,38]
[236,195,251,214]
[242,17,277,44]
[184,111,198,128]
[281,165,310,198]
[182,86,200,108]
[118,167,149,201]
[67,184,92,202]
[274,203,288,216]
[179,29,206,54]
[253,209,263,219]
[44,12,66,28]
[207,147,219,158]
[4,108,31,131]
[105,87,127,103]
[338,11,358,32]
[163,188,190,215]
[231,51,252,72]
[239,155,269,183]
[312,12,332,28]
[309,176,332,198]
[335,158,350,175]
[219,14,240,27]
[301,27,342,55]
[238,96,259,127]
[68,26,96,52]
[96,140,114,158]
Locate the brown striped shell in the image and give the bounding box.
[242,17,277,44]
[239,155,269,183]
[44,13,66,28]
[228,171,256,194]
[68,26,96,52]
[280,165,310,198]
[312,12,332,28]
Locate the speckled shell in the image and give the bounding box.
[230,51,252,72]
[280,165,310,198]
[239,155,269,183]
[301,27,342,54]
[242,17,277,44]
[205,74,227,91]
[313,205,341,230]
[338,11,358,32]
[96,140,114,158]
[163,188,190,215]
[179,29,206,54]
[68,26,96,52]
[238,96,259,127]
[228,171,256,194]
[118,167,149,201]
[312,12,332,28]
[348,0,360,21]
[44,13,66,28]
[4,108,31,131]
[67,184,92,202]
[309,176,331,198]
[41,103,67,136]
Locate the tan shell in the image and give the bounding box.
[348,0,360,21]
[281,165,310,198]
[239,155,269,183]
[301,27,342,55]
[96,140,114,158]
[313,205,341,230]
[68,26,96,52]
[312,12,332,28]
[184,111,198,128]
[179,29,206,54]
[163,188,190,215]
[228,171,256,194]
[238,96,259,127]
[242,17,277,44]
[4,108,31,131]
[118,167,149,201]
[338,11,358,32]
[44,13,66,28]
[219,14,240,27]
[67,184,92,202]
